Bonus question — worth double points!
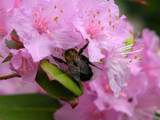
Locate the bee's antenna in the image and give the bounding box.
[89,62,102,70]
[51,55,67,65]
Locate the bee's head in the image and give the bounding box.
[63,48,79,61]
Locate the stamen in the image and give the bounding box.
[98,20,101,24]
[35,20,37,23]
[122,45,145,55]
[116,16,118,20]
[60,9,63,13]
[93,14,96,18]
[54,16,58,23]
[108,9,111,12]
[101,26,104,30]
[54,5,57,9]
[91,20,94,23]
[35,13,38,17]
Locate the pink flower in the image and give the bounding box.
[102,31,144,97]
[54,90,122,120]
[131,29,160,80]
[0,0,15,62]
[9,48,39,82]
[10,0,82,62]
[0,62,43,95]
[122,76,160,120]
[89,72,134,117]
[74,0,130,62]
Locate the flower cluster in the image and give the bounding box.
[0,0,134,96]
[54,29,160,120]
[0,0,160,120]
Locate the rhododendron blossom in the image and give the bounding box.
[9,49,39,82]
[0,0,15,62]
[10,0,82,62]
[0,0,159,120]
[74,0,130,62]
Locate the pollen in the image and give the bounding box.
[54,16,58,23]
[41,8,44,11]
[34,13,38,17]
[35,20,37,23]
[134,40,137,44]
[93,14,96,18]
[101,26,104,30]
[109,21,112,25]
[108,9,111,12]
[138,56,143,60]
[54,5,57,9]
[116,16,119,20]
[112,25,115,29]
[142,45,145,49]
[98,20,101,24]
[97,11,100,14]
[134,56,137,59]
[60,9,63,13]
[91,20,94,23]
[109,14,112,18]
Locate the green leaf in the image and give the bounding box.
[36,70,78,100]
[0,94,61,120]
[125,33,134,51]
[5,39,22,50]
[2,53,12,63]
[40,60,83,97]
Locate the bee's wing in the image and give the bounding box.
[68,58,90,81]
[77,59,90,74]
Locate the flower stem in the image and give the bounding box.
[0,73,20,80]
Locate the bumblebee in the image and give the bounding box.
[52,40,101,82]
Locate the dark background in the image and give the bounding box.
[115,0,160,36]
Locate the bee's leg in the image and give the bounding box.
[52,56,67,65]
[81,55,102,70]
[79,39,89,55]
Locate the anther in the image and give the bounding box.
[138,56,143,60]
[35,13,38,17]
[54,16,58,23]
[93,14,96,18]
[54,5,57,9]
[91,20,94,23]
[98,20,101,24]
[108,9,111,12]
[97,11,100,14]
[60,9,63,13]
[116,16,118,20]
[101,27,104,30]
[109,21,112,25]
[134,56,137,59]
[134,40,137,44]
